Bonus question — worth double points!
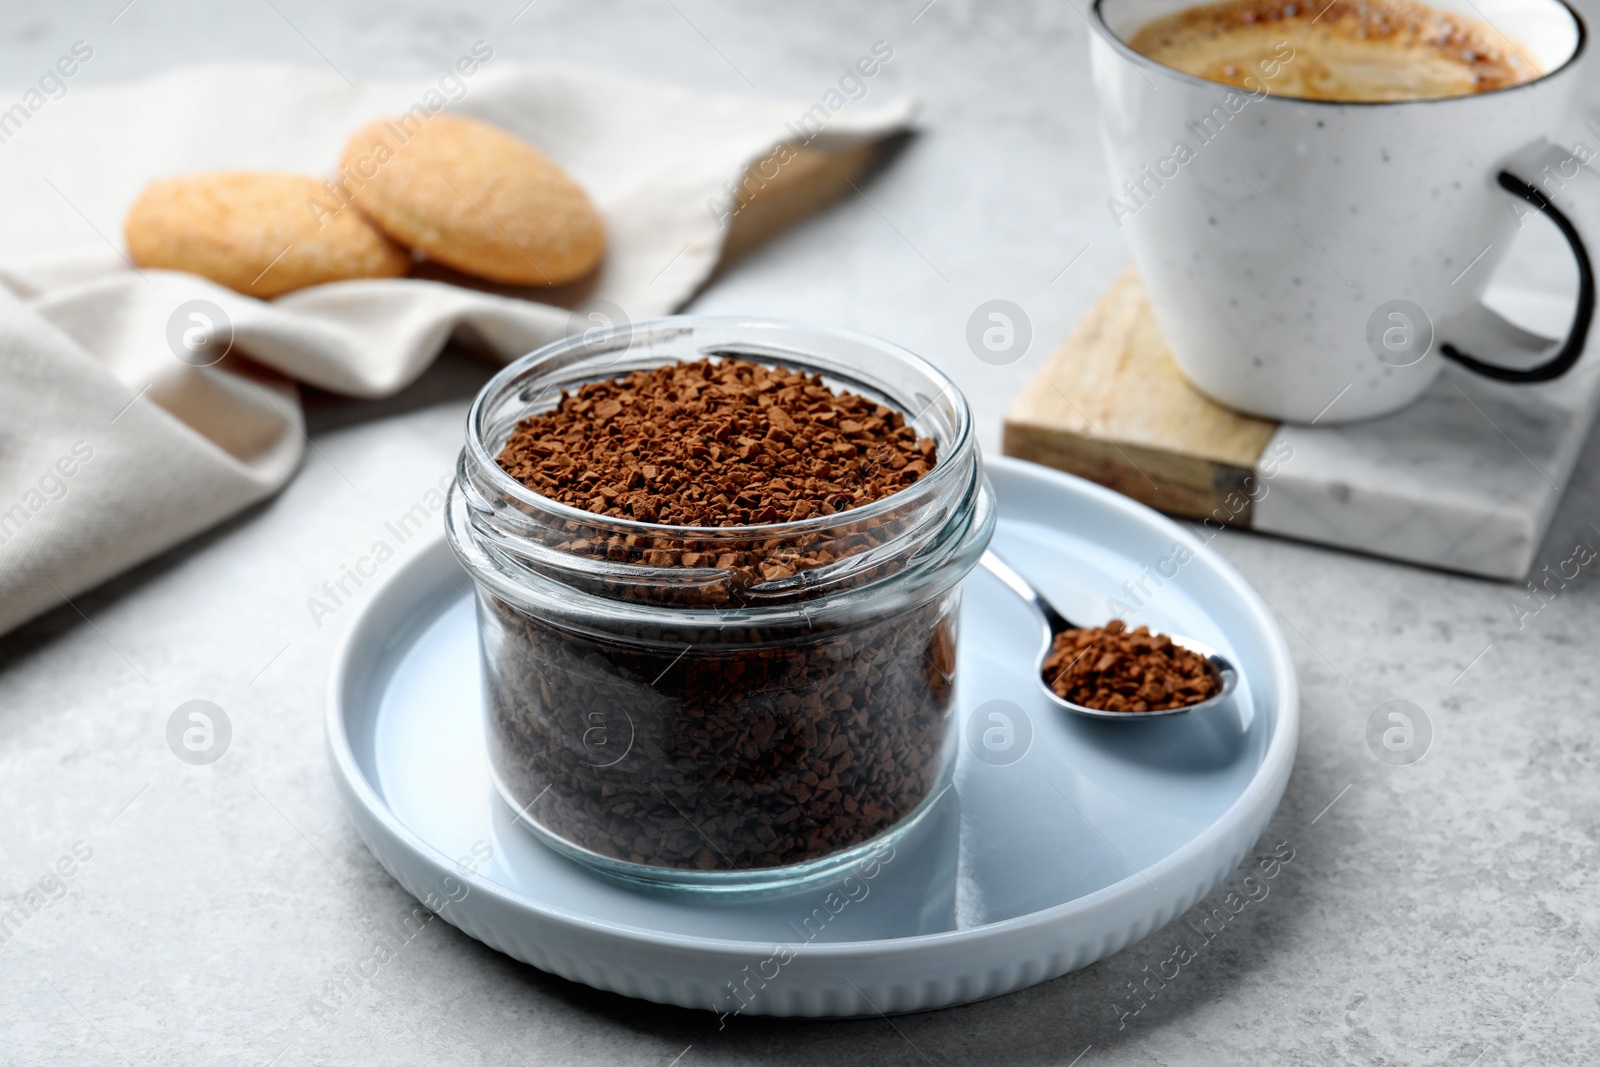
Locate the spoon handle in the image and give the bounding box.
[979,550,1077,632]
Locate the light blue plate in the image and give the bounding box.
[327,455,1298,1016]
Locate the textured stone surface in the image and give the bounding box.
[3,1,1600,1064]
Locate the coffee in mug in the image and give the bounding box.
[1128,0,1541,102]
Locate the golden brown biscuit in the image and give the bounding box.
[339,115,604,286]
[125,171,410,298]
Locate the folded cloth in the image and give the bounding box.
[0,62,914,637]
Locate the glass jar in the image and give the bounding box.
[446,316,995,892]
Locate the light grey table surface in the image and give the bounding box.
[5,1,1600,1064]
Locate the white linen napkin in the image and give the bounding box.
[0,62,914,636]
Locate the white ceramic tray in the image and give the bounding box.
[326,455,1298,1017]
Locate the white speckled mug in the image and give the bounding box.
[1090,0,1593,423]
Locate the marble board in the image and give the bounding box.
[1004,268,1598,581]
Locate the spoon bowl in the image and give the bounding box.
[980,550,1240,721]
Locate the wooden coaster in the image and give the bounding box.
[1003,267,1278,527]
[1003,266,1600,581]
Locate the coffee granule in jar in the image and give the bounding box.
[482,356,956,873]
[1042,620,1219,712]
[495,357,936,527]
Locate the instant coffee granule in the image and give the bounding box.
[481,597,957,871]
[484,356,953,872]
[1042,620,1219,712]
[496,357,934,527]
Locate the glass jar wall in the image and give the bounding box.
[446,317,995,892]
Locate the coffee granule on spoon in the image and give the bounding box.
[1043,620,1219,712]
[495,357,936,525]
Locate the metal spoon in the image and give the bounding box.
[979,550,1239,720]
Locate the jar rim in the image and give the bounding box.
[462,315,975,538]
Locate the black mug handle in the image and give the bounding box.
[1441,160,1596,383]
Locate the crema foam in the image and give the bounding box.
[1128,0,1541,102]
